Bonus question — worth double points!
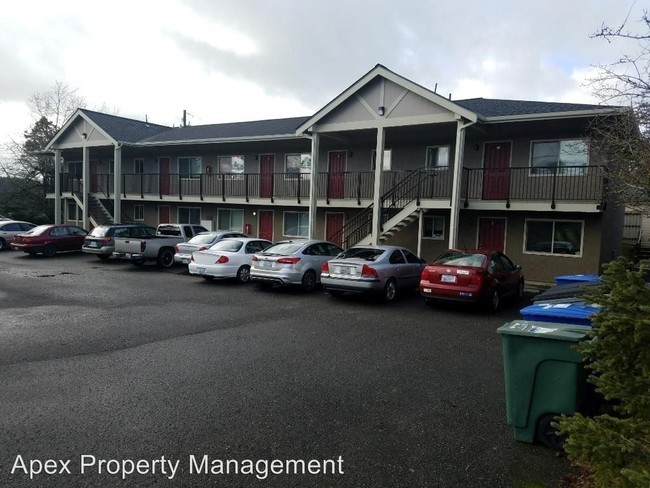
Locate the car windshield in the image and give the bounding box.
[209,240,243,252]
[338,247,385,261]
[261,243,303,255]
[89,227,110,237]
[26,225,50,236]
[188,233,220,244]
[434,251,487,267]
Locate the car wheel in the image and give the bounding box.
[157,249,175,268]
[517,279,525,300]
[236,265,251,283]
[301,270,317,292]
[132,259,145,266]
[328,289,345,298]
[488,289,500,311]
[382,278,398,303]
[536,414,565,449]
[43,244,57,257]
[97,255,110,261]
[0,238,6,251]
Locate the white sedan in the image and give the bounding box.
[188,238,272,282]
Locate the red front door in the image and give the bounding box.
[90,160,100,192]
[258,210,274,241]
[159,205,170,224]
[260,155,274,198]
[159,157,170,195]
[478,218,506,252]
[482,142,511,200]
[326,213,344,247]
[328,151,346,199]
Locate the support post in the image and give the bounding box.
[371,127,386,245]
[54,150,62,224]
[113,145,122,223]
[448,119,474,249]
[82,146,90,230]
[307,133,320,240]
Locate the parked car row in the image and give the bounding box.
[5,223,525,310]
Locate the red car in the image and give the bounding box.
[11,224,88,257]
[419,249,524,311]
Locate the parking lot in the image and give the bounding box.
[0,251,570,487]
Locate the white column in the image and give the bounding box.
[82,146,90,230]
[113,145,122,223]
[417,208,424,258]
[371,126,385,245]
[448,120,473,248]
[307,133,320,240]
[54,150,62,224]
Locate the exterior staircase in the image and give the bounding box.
[331,168,436,248]
[71,192,133,228]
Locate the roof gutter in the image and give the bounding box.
[480,107,624,124]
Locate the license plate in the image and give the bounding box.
[181,258,190,264]
[338,267,351,275]
[88,241,99,248]
[441,274,456,283]
[197,267,206,274]
[261,260,272,268]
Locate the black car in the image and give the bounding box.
[82,223,156,260]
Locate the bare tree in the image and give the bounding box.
[28,80,86,130]
[587,9,650,213]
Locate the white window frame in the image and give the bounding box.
[134,204,144,221]
[134,158,144,174]
[422,216,445,240]
[371,149,392,171]
[529,139,589,176]
[425,145,451,169]
[523,218,584,257]
[178,206,201,225]
[178,156,202,179]
[217,208,244,232]
[283,211,309,238]
[285,153,312,179]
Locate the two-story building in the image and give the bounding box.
[45,64,624,285]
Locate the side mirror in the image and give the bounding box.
[514,264,522,271]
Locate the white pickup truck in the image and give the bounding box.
[113,223,208,268]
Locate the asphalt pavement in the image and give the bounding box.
[0,250,571,487]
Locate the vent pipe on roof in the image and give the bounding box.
[448,93,452,100]
[434,83,438,93]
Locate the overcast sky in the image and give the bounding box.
[0,0,646,151]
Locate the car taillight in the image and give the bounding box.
[322,262,329,273]
[216,255,229,264]
[361,264,378,278]
[174,244,179,253]
[252,255,259,262]
[420,268,429,281]
[101,237,111,244]
[140,241,146,253]
[277,257,300,264]
[470,272,484,286]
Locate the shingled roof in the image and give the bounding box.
[454,98,606,119]
[138,116,311,144]
[80,109,171,143]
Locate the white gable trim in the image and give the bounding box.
[296,64,478,134]
[45,109,118,150]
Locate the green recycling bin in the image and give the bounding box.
[497,320,590,448]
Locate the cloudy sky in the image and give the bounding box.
[0,0,646,150]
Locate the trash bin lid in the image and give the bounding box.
[497,320,589,341]
[533,281,601,302]
[555,274,601,285]
[520,301,600,321]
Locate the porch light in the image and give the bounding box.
[81,132,87,140]
[377,106,385,116]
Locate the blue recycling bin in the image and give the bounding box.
[520,301,600,327]
[554,274,600,286]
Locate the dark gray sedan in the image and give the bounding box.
[321,245,427,302]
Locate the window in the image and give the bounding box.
[531,139,588,175]
[285,153,312,179]
[389,250,406,264]
[217,209,244,231]
[68,162,82,176]
[179,157,201,178]
[426,146,450,169]
[178,207,201,224]
[219,155,245,178]
[283,212,309,237]
[67,201,80,220]
[371,149,392,170]
[134,205,144,221]
[134,159,144,174]
[423,216,445,240]
[403,249,422,264]
[524,219,583,256]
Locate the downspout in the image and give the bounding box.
[449,118,475,249]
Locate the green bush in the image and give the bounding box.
[557,258,650,487]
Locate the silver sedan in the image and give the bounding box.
[174,231,248,264]
[321,245,427,302]
[188,238,272,282]
[250,240,343,291]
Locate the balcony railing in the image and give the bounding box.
[52,166,605,207]
[462,165,605,208]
